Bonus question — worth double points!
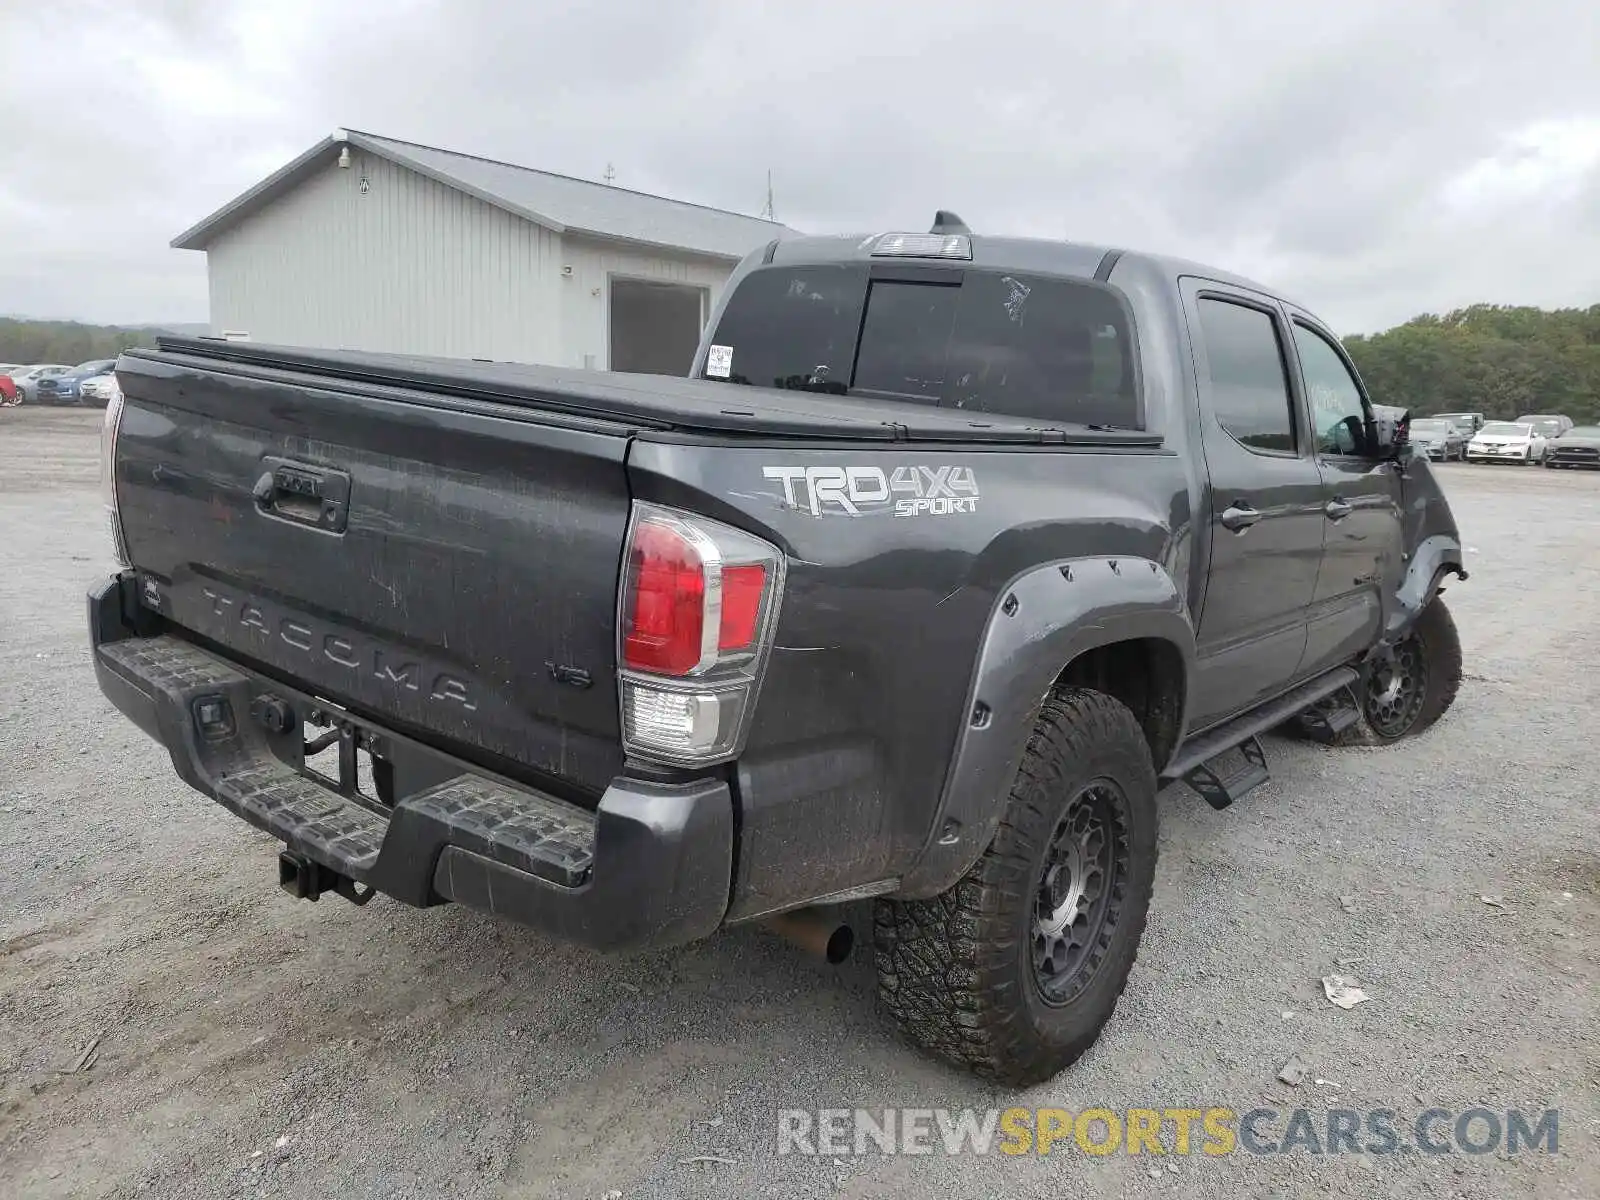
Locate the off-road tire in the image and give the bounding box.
[873,688,1158,1087]
[1301,594,1462,745]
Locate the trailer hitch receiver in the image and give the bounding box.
[277,849,375,906]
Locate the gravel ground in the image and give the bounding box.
[1,408,1596,1199]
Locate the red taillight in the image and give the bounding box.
[623,521,708,676]
[620,507,781,681]
[718,564,766,650]
[617,503,785,765]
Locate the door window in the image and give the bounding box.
[1292,323,1369,455]
[1195,298,1297,453]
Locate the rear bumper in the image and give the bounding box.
[88,573,732,951]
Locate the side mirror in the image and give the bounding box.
[1368,404,1412,462]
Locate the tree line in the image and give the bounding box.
[1344,304,1600,426]
[0,319,159,368]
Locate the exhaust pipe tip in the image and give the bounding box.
[763,907,855,964]
[820,922,854,965]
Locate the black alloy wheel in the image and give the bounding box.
[1363,634,1429,739]
[1031,782,1130,1007]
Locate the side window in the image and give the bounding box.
[1195,298,1297,453]
[1292,323,1369,455]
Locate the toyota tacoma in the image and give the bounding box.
[89,215,1466,1084]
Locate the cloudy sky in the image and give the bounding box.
[4,0,1598,334]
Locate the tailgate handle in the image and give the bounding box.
[253,459,351,533]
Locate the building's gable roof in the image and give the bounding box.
[172,129,797,260]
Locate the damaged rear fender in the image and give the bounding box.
[895,556,1194,899]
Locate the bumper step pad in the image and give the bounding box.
[99,632,247,692]
[89,598,734,950]
[219,756,388,878]
[402,776,596,887]
[100,637,390,880]
[95,634,595,890]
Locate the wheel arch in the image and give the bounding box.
[1385,533,1466,643]
[895,556,1193,899]
[1053,635,1188,772]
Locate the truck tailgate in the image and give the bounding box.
[112,352,633,797]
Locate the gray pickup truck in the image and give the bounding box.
[90,215,1466,1085]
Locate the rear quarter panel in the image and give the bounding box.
[628,437,1192,919]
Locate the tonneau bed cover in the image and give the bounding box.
[130,337,1161,447]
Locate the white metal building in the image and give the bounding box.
[172,129,795,373]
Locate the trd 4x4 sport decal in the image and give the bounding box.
[762,465,980,517]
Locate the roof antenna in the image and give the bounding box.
[760,169,776,221]
[930,210,970,234]
[603,162,616,185]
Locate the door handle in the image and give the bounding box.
[1324,498,1353,522]
[252,458,351,533]
[1220,502,1261,532]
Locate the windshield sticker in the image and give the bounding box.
[707,344,734,378]
[762,465,980,517]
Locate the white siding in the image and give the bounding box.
[204,153,741,371]
[557,235,732,369]
[206,149,562,364]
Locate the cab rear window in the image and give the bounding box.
[702,264,1140,429]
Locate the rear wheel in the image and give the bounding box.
[874,689,1157,1086]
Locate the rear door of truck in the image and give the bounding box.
[111,347,634,799]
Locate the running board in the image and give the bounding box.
[1162,666,1362,806]
[1296,686,1363,741]
[1182,735,1269,811]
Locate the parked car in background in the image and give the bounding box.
[1434,412,1485,438]
[1467,421,1547,465]
[78,374,121,407]
[34,359,116,405]
[6,364,73,403]
[1545,426,1600,469]
[1518,416,1569,459]
[1408,417,1467,462]
[0,366,20,406]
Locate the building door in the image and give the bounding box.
[608,279,706,375]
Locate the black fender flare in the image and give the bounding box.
[1384,534,1466,644]
[896,556,1195,899]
